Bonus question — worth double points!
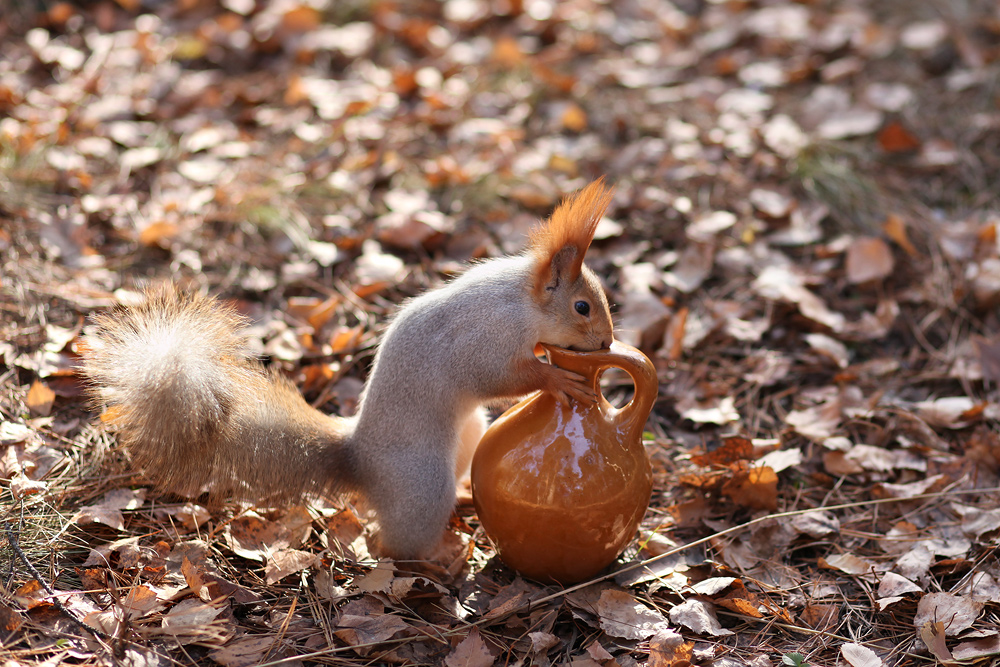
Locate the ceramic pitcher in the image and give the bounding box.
[471,340,658,584]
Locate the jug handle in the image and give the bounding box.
[606,341,659,441]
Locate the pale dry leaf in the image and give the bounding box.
[914,592,984,635]
[874,474,946,500]
[914,396,981,429]
[753,266,845,332]
[785,395,842,441]
[818,109,883,140]
[355,239,405,284]
[529,631,560,654]
[895,544,934,583]
[160,598,228,640]
[687,211,736,241]
[668,598,733,636]
[762,114,809,158]
[690,577,737,596]
[335,613,410,646]
[820,553,878,577]
[877,572,922,598]
[208,636,275,667]
[877,596,906,611]
[73,488,147,531]
[789,511,840,538]
[444,627,494,667]
[586,641,614,661]
[313,569,350,601]
[756,448,803,473]
[596,588,669,640]
[749,189,794,219]
[961,572,1000,603]
[677,395,739,425]
[805,333,850,368]
[665,242,715,294]
[10,475,47,498]
[355,563,396,593]
[0,421,32,444]
[841,643,882,667]
[264,548,317,584]
[845,444,925,473]
[953,634,1000,661]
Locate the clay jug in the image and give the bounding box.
[471,341,658,584]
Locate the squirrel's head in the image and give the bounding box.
[529,179,615,351]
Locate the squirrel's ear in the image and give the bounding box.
[529,178,614,294]
[536,245,578,294]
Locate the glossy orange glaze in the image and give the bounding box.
[472,341,657,584]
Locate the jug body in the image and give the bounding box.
[471,341,657,584]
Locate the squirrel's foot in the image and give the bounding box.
[543,365,596,405]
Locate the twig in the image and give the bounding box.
[4,518,112,644]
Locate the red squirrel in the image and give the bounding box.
[82,179,616,558]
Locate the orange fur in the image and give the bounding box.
[529,178,614,279]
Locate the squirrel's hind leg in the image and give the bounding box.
[368,447,457,560]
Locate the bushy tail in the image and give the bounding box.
[81,286,356,503]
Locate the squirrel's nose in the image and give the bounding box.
[600,337,612,350]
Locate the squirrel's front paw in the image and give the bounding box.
[545,366,596,405]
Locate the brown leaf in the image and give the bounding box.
[445,627,494,667]
[335,612,411,646]
[26,380,55,417]
[846,237,894,285]
[919,621,955,664]
[648,627,693,667]
[883,214,918,256]
[492,36,524,67]
[722,465,778,511]
[878,121,921,153]
[561,104,588,132]
[281,5,321,32]
[691,436,755,467]
[138,221,179,248]
[0,602,23,633]
[915,593,984,635]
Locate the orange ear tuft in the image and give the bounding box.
[529,178,614,280]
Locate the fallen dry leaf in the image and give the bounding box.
[668,598,733,637]
[845,237,894,285]
[26,380,56,417]
[919,621,954,664]
[596,589,669,640]
[445,627,494,667]
[914,593,984,636]
[841,642,882,667]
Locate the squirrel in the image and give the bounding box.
[81,179,616,559]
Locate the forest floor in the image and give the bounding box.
[2,0,1000,665]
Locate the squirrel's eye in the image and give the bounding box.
[574,300,590,316]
